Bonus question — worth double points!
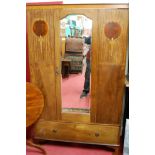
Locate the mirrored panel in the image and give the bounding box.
[60,15,92,113]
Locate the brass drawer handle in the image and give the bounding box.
[95,133,100,137]
[52,129,57,133]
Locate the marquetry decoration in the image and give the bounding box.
[104,22,121,57]
[33,20,48,53]
[104,22,121,40]
[33,20,48,37]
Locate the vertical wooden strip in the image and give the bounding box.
[26,21,30,82]
[54,9,62,120]
[90,10,99,123]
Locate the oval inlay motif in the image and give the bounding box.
[33,20,48,37]
[104,22,121,40]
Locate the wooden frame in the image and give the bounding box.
[26,4,128,154]
[55,7,98,123]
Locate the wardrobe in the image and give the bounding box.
[26,4,128,154]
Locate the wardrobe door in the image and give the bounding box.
[55,8,99,121]
[27,8,57,120]
[92,9,128,124]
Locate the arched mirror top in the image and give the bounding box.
[60,14,92,38]
[59,9,97,21]
[60,13,93,22]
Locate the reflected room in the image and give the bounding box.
[60,15,92,113]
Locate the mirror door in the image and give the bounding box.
[54,9,98,122]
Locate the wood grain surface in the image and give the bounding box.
[61,112,90,123]
[26,82,44,127]
[26,4,128,147]
[27,8,58,120]
[34,121,120,146]
[94,9,128,124]
[26,4,128,9]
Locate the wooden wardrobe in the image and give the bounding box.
[26,3,128,154]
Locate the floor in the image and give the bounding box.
[61,64,90,109]
[26,141,114,155]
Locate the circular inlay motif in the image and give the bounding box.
[33,20,48,37]
[104,22,121,40]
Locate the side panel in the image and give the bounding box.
[27,8,57,120]
[95,9,128,124]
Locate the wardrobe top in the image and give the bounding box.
[26,4,128,9]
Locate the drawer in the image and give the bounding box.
[34,121,120,146]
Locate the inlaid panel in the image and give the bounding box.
[27,9,57,120]
[98,9,128,65]
[27,9,54,63]
[94,9,128,124]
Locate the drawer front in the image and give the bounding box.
[34,121,120,146]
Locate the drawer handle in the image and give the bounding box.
[95,133,100,137]
[52,129,57,133]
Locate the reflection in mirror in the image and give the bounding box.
[60,15,92,113]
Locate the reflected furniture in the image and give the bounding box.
[65,37,84,73]
[61,58,71,78]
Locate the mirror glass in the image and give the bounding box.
[60,15,92,113]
